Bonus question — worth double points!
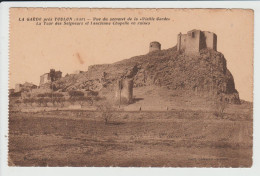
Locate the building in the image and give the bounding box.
[177,29,217,55]
[14,84,22,93]
[40,73,50,85]
[149,41,161,53]
[39,69,62,86]
[14,82,37,93]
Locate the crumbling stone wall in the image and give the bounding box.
[40,73,50,85]
[177,33,187,51]
[185,30,202,54]
[203,31,217,51]
[115,78,133,104]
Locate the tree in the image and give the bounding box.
[52,97,59,107]
[77,96,88,107]
[49,69,56,103]
[53,97,65,107]
[23,99,30,107]
[96,101,114,125]
[59,97,66,107]
[36,98,44,106]
[49,69,56,83]
[27,98,35,107]
[42,98,51,107]
[86,96,93,105]
[68,97,77,105]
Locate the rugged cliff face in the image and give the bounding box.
[51,46,240,104]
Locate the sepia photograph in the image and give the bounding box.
[8,8,253,167]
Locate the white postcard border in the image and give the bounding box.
[1,1,260,176]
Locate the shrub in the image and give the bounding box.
[59,97,66,107]
[97,101,114,124]
[36,98,43,106]
[23,98,36,106]
[53,93,63,97]
[213,99,228,118]
[14,99,22,107]
[37,93,64,98]
[114,97,130,106]
[27,98,35,106]
[75,96,88,106]
[37,97,51,107]
[23,99,30,106]
[37,94,45,98]
[67,96,92,106]
[93,96,104,102]
[86,90,98,96]
[43,98,51,107]
[10,92,21,97]
[86,97,94,105]
[68,97,77,105]
[69,90,84,97]
[52,97,60,106]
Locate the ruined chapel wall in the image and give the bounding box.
[121,79,133,102]
[177,34,187,51]
[180,34,187,50]
[115,79,133,103]
[40,74,50,86]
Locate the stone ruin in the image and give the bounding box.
[177,29,217,55]
[115,78,133,105]
[46,29,240,105]
[149,41,161,53]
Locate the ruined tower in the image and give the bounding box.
[149,41,161,53]
[115,78,133,105]
[177,29,217,55]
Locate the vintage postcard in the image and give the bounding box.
[7,8,253,168]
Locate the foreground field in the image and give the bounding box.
[9,108,253,167]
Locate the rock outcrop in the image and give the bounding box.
[51,46,240,104]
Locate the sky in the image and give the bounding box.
[9,8,253,101]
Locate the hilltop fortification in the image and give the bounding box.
[177,29,217,55]
[49,29,240,104]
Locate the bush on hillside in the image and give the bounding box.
[14,99,22,107]
[213,99,228,118]
[9,92,21,97]
[86,90,99,96]
[96,101,114,124]
[68,90,84,97]
[37,93,64,98]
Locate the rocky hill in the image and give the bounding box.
[49,46,240,104]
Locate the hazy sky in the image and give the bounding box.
[10,8,253,101]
